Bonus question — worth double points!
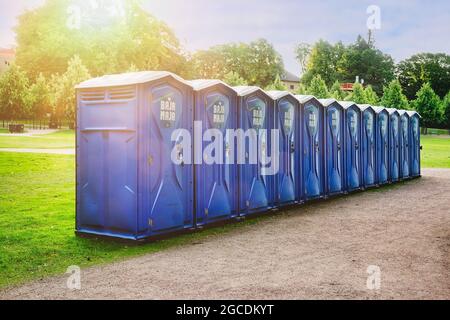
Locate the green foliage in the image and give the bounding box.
[397,53,450,100]
[413,83,443,128]
[296,83,307,95]
[299,36,395,95]
[346,83,366,103]
[443,92,450,129]
[329,80,346,101]
[0,65,30,121]
[15,0,190,80]
[306,74,329,98]
[53,56,91,124]
[265,74,287,91]
[364,85,379,105]
[381,80,410,110]
[191,39,284,88]
[28,74,51,120]
[294,43,311,74]
[339,36,395,95]
[222,71,248,86]
[301,40,345,87]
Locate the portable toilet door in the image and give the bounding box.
[235,86,275,215]
[399,110,411,180]
[320,99,345,197]
[387,108,400,182]
[268,91,300,206]
[75,71,194,240]
[295,95,325,201]
[341,102,362,192]
[408,111,421,178]
[188,80,238,226]
[359,105,377,189]
[373,107,390,185]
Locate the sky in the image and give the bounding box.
[0,0,449,75]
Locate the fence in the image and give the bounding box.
[421,127,450,135]
[0,119,73,131]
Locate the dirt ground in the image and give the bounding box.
[1,168,449,300]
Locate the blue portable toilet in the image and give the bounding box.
[387,108,400,183]
[358,104,377,189]
[373,106,390,185]
[295,95,325,201]
[75,71,194,240]
[319,99,345,197]
[267,91,300,206]
[407,111,422,178]
[340,102,362,192]
[398,110,411,180]
[234,86,275,215]
[188,80,238,226]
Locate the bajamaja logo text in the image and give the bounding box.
[171,121,280,176]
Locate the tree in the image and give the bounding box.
[443,91,450,129]
[306,75,329,98]
[191,39,284,88]
[296,84,307,95]
[397,53,450,100]
[301,40,345,87]
[346,83,366,103]
[222,71,247,86]
[265,74,287,91]
[339,36,395,95]
[28,73,51,121]
[364,85,379,105]
[294,43,311,74]
[15,0,190,80]
[0,64,30,122]
[381,80,410,110]
[329,80,346,100]
[413,83,443,129]
[54,56,91,126]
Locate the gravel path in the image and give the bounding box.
[1,168,449,300]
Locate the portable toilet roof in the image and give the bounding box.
[406,110,422,118]
[187,79,234,91]
[76,71,189,89]
[294,94,316,104]
[233,86,261,96]
[372,106,387,113]
[318,98,340,107]
[398,110,409,117]
[339,101,358,110]
[357,104,375,112]
[386,108,400,115]
[266,90,296,101]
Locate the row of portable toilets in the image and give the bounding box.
[75,71,421,240]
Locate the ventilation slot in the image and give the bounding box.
[109,86,136,101]
[81,90,106,102]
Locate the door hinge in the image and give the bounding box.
[148,218,153,227]
[204,209,209,216]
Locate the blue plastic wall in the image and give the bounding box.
[375,109,389,185]
[238,91,274,215]
[362,108,376,188]
[301,99,325,200]
[193,84,238,225]
[274,96,300,206]
[76,77,195,240]
[344,105,362,192]
[399,113,410,179]
[324,102,345,196]
[389,111,400,182]
[410,114,421,177]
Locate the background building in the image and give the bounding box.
[281,71,301,92]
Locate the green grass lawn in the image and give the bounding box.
[0,133,448,289]
[0,130,75,149]
[0,152,271,289]
[421,135,450,168]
